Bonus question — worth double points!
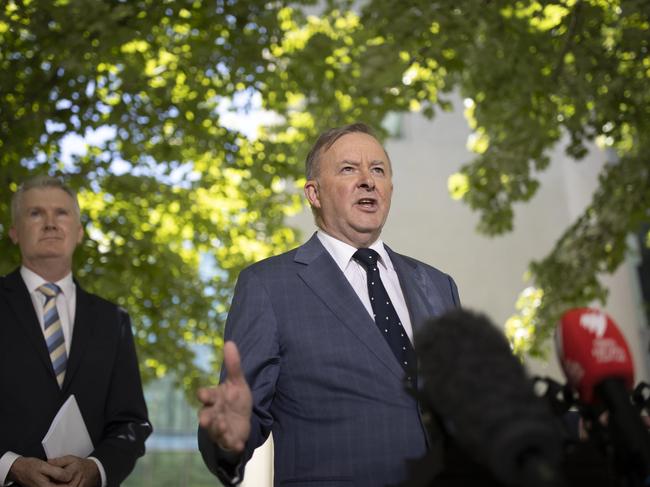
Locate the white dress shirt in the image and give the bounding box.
[0,267,107,487]
[317,231,414,343]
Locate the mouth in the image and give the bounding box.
[356,197,378,210]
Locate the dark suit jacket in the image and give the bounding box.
[0,269,151,486]
[199,234,460,487]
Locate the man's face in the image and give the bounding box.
[9,187,83,270]
[304,132,393,248]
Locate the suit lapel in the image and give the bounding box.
[387,247,446,334]
[63,283,95,390]
[3,269,59,382]
[295,235,405,380]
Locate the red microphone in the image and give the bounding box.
[556,307,650,482]
[556,307,634,404]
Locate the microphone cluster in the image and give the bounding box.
[398,308,650,487]
[554,308,650,486]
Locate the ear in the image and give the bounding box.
[9,226,18,245]
[304,180,321,209]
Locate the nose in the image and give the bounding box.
[44,212,58,230]
[358,167,376,190]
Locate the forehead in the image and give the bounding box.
[19,187,76,208]
[322,132,388,165]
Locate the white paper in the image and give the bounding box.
[42,395,94,459]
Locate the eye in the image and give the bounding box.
[29,209,41,217]
[341,165,354,173]
[371,166,385,175]
[56,208,69,216]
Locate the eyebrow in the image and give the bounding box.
[25,205,70,212]
[339,159,387,165]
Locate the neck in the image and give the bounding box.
[23,259,72,282]
[316,223,381,249]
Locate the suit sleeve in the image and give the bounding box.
[198,267,280,486]
[92,309,152,487]
[448,274,461,308]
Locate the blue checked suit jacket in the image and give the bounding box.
[199,233,460,487]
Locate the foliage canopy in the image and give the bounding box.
[2,0,649,392]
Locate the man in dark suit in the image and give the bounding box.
[0,176,151,487]
[198,123,460,486]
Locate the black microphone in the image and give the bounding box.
[415,309,567,487]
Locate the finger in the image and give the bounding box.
[223,341,245,384]
[199,409,230,445]
[199,399,228,432]
[198,406,217,429]
[42,463,73,483]
[198,384,230,409]
[197,386,217,406]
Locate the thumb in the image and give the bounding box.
[43,460,74,483]
[223,341,245,385]
[48,455,76,467]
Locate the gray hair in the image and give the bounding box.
[11,176,80,223]
[305,122,391,180]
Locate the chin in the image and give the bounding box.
[35,250,66,259]
[352,226,382,240]
[355,218,384,232]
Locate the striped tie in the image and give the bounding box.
[38,283,67,388]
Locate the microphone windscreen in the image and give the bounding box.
[556,308,634,404]
[416,309,564,485]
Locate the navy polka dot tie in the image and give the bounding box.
[354,248,417,384]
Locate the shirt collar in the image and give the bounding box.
[316,230,393,272]
[20,266,75,297]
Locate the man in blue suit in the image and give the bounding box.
[198,123,460,486]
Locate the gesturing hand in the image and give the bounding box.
[197,341,253,453]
